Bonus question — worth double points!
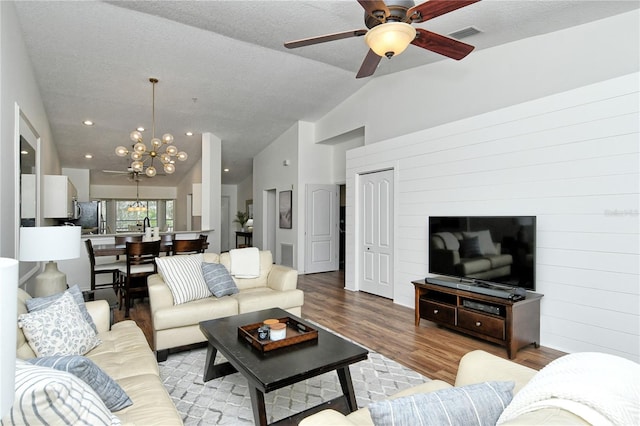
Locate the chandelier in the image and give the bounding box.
[128,175,146,212]
[115,78,188,177]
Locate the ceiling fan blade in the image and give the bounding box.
[357,0,390,19]
[412,28,475,60]
[356,49,382,79]
[407,0,480,23]
[102,170,130,174]
[285,29,367,49]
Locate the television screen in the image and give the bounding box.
[428,216,536,290]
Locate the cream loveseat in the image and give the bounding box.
[148,250,303,361]
[14,288,181,425]
[300,349,640,426]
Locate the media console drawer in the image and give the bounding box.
[420,300,456,326]
[413,279,543,359]
[458,309,505,340]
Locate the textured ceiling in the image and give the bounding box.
[13,0,639,186]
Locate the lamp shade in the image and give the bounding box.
[19,226,81,262]
[0,258,18,417]
[365,22,416,58]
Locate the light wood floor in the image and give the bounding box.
[115,270,565,384]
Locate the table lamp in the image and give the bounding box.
[246,218,254,232]
[19,226,81,297]
[0,257,18,417]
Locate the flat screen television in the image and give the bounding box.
[428,216,536,291]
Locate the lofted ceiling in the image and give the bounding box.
[13,0,639,187]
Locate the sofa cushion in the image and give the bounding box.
[234,287,304,314]
[433,232,461,251]
[202,262,239,297]
[27,355,132,411]
[368,381,514,426]
[26,284,98,333]
[156,253,211,305]
[2,360,120,426]
[18,292,101,357]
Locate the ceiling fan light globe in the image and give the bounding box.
[115,146,129,157]
[177,151,188,161]
[166,145,178,156]
[162,133,174,144]
[164,163,176,174]
[129,130,143,143]
[365,22,416,58]
[145,166,157,177]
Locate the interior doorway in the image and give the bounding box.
[264,189,277,257]
[340,184,346,270]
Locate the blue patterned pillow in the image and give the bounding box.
[369,381,515,426]
[201,262,239,297]
[28,355,132,411]
[1,360,119,425]
[26,284,98,333]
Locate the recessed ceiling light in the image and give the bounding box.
[137,127,145,132]
[223,168,229,172]
[83,120,94,126]
[85,154,93,159]
[185,131,193,136]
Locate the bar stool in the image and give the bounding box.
[171,238,205,255]
[85,239,122,291]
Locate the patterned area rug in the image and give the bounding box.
[159,334,428,425]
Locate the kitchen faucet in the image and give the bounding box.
[143,216,150,232]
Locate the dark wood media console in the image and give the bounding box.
[412,279,543,359]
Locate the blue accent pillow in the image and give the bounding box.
[460,236,483,258]
[369,381,514,426]
[25,284,98,333]
[27,355,132,411]
[201,262,239,297]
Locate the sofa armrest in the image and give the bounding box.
[455,350,538,394]
[85,300,110,333]
[267,264,298,291]
[299,409,357,426]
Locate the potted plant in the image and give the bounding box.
[233,211,249,231]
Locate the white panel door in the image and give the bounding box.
[359,169,394,298]
[305,184,339,273]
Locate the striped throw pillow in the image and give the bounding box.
[156,254,211,305]
[1,360,120,425]
[369,381,514,426]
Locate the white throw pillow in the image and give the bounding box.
[1,360,120,425]
[18,291,101,357]
[156,253,211,305]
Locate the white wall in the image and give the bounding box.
[0,1,60,289]
[346,73,639,361]
[253,123,299,266]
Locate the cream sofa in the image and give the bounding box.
[148,250,303,361]
[300,350,640,426]
[15,288,181,425]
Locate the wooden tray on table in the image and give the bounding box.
[238,316,318,353]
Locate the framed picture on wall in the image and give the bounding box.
[279,190,292,229]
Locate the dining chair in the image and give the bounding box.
[118,240,160,317]
[114,234,143,260]
[171,238,205,255]
[84,239,123,291]
[160,233,174,256]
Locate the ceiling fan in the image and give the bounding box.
[284,0,480,78]
[101,169,165,179]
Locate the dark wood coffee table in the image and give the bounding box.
[199,308,368,426]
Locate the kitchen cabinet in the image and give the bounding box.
[44,175,78,219]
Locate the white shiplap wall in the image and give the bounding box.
[345,73,639,361]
